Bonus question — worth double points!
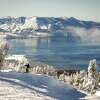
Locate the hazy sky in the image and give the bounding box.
[0,0,100,22]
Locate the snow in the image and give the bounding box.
[24,16,38,29]
[0,16,100,40]
[0,34,7,39]
[0,72,86,100]
[5,55,28,63]
[0,69,12,72]
[0,32,19,39]
[95,91,100,96]
[35,32,51,37]
[4,54,29,68]
[83,93,100,100]
[3,55,29,71]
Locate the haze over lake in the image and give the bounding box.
[8,36,100,70]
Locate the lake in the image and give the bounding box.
[7,37,100,70]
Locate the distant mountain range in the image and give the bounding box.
[0,16,100,42]
[0,16,100,29]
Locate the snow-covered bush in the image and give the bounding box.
[29,64,56,76]
[3,55,29,72]
[70,70,85,89]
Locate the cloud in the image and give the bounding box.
[66,26,100,42]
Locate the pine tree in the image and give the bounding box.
[87,59,99,94]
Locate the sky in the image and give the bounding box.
[0,0,100,22]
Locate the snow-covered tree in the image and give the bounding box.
[70,59,100,94]
[0,40,9,69]
[88,59,98,79]
[84,59,99,94]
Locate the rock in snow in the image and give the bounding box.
[0,72,86,100]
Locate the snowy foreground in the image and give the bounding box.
[0,72,87,100]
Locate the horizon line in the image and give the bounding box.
[0,16,100,23]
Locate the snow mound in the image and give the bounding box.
[0,72,86,100]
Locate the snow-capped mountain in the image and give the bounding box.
[0,16,100,42]
[0,16,100,31]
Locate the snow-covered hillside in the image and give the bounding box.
[0,72,86,100]
[0,16,100,29]
[0,16,100,42]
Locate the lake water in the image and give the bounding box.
[8,37,100,70]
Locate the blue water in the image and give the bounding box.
[7,37,100,70]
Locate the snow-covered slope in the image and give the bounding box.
[0,72,86,100]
